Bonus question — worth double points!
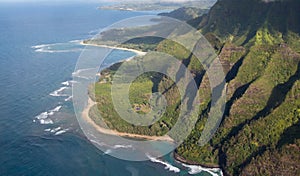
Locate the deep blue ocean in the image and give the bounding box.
[0,2,221,176]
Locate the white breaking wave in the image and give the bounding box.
[69,39,82,43]
[51,106,62,112]
[64,96,73,102]
[49,87,69,97]
[50,127,62,133]
[35,112,49,120]
[90,140,134,155]
[61,80,78,86]
[146,154,180,173]
[35,48,82,53]
[31,44,49,49]
[44,127,68,136]
[35,106,62,120]
[182,164,222,176]
[34,106,62,125]
[72,68,97,75]
[50,80,75,98]
[72,67,98,80]
[61,81,71,86]
[31,40,83,53]
[54,129,68,136]
[40,119,54,125]
[104,149,112,155]
[112,144,133,149]
[61,80,77,87]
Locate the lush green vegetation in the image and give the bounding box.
[90,0,300,175]
[92,58,182,136]
[175,1,300,175]
[159,7,209,22]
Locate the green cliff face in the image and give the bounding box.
[201,0,300,41]
[159,7,209,22]
[175,0,300,175]
[92,0,300,175]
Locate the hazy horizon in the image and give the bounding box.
[0,0,216,3]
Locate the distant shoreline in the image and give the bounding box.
[80,41,147,56]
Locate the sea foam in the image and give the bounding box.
[104,149,112,155]
[61,81,70,86]
[64,96,73,102]
[40,119,54,125]
[31,41,83,53]
[146,154,180,173]
[50,127,62,133]
[34,105,62,125]
[113,144,133,149]
[44,127,68,136]
[54,129,68,136]
[72,67,98,80]
[49,87,68,97]
[182,164,222,176]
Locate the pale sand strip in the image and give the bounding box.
[80,41,147,56]
[82,97,175,143]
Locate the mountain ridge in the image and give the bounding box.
[199,0,300,46]
[87,1,300,175]
[174,0,300,175]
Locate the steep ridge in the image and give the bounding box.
[88,1,300,175]
[175,0,300,175]
[200,0,300,45]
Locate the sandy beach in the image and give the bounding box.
[81,97,175,142]
[80,40,176,142]
[80,41,147,56]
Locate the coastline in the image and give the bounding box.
[173,153,224,176]
[81,97,175,143]
[82,97,224,175]
[80,40,223,175]
[173,152,220,168]
[80,41,147,56]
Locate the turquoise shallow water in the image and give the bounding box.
[0,2,221,176]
